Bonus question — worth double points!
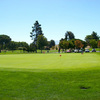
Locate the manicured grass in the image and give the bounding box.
[89,48,100,51]
[0,53,100,100]
[0,49,58,54]
[0,50,26,54]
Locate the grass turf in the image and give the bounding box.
[0,53,100,100]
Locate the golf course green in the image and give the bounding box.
[0,53,100,100]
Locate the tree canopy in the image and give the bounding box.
[48,40,55,48]
[37,35,48,53]
[65,31,75,40]
[0,35,11,51]
[59,40,69,52]
[97,40,100,48]
[74,40,84,49]
[90,39,97,48]
[85,31,99,44]
[30,21,43,45]
[0,35,11,45]
[91,31,99,40]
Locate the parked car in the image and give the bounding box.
[67,50,71,53]
[79,49,83,53]
[85,49,90,52]
[74,49,78,53]
[92,49,96,52]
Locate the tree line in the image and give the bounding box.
[0,34,55,53]
[30,21,100,52]
[0,21,100,53]
[59,31,100,52]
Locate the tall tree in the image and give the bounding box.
[37,35,48,53]
[65,31,75,40]
[30,21,43,52]
[30,21,43,44]
[91,31,99,40]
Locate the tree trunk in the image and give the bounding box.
[41,49,42,53]
[36,49,37,53]
[58,48,60,53]
[65,49,66,53]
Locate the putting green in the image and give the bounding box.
[0,53,100,71]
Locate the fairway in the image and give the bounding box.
[0,53,100,100]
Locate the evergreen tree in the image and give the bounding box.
[30,21,43,52]
[65,31,75,40]
[30,21,43,44]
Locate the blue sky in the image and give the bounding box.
[0,0,100,44]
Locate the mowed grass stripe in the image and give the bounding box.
[0,70,100,100]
